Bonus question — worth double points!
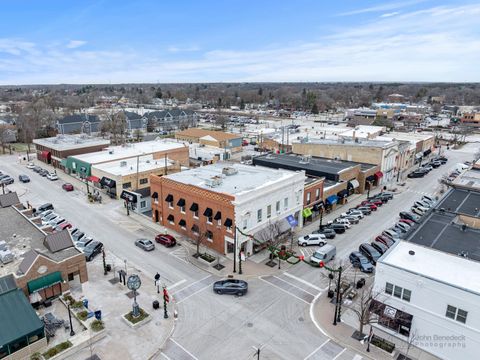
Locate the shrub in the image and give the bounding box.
[77,310,88,321]
[62,294,74,304]
[43,341,72,359]
[124,308,149,324]
[30,352,42,360]
[71,300,84,309]
[90,319,105,332]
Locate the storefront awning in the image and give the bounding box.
[214,211,222,220]
[40,151,51,160]
[165,194,173,202]
[203,208,213,217]
[302,208,313,218]
[100,176,116,188]
[152,192,158,199]
[121,190,137,203]
[60,159,67,167]
[27,271,62,294]
[167,214,174,222]
[86,175,100,183]
[374,171,384,179]
[348,179,360,189]
[190,203,199,211]
[326,195,338,205]
[366,175,375,182]
[177,198,186,207]
[313,201,324,211]
[224,218,233,227]
[337,189,349,198]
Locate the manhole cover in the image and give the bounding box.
[298,317,304,322]
[247,322,253,328]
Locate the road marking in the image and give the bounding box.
[304,339,330,360]
[170,339,199,360]
[174,275,215,304]
[169,247,189,264]
[332,348,347,360]
[283,272,324,292]
[160,353,172,360]
[168,279,187,291]
[259,276,310,304]
[273,276,316,296]
[172,275,211,295]
[309,292,328,336]
[352,355,362,360]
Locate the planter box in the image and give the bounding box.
[121,313,152,329]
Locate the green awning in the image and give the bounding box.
[302,208,313,218]
[60,159,67,167]
[27,272,63,294]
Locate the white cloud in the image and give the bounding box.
[167,45,200,53]
[339,0,425,16]
[66,40,87,49]
[380,11,400,17]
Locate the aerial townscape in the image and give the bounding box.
[1,1,480,360]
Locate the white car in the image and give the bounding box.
[411,206,426,216]
[26,162,35,169]
[46,173,59,181]
[332,218,351,228]
[414,200,431,209]
[345,210,364,219]
[75,237,93,252]
[382,229,400,240]
[421,195,435,205]
[297,234,327,247]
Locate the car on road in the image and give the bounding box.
[75,237,93,251]
[355,207,372,215]
[399,211,419,222]
[135,238,155,251]
[84,241,103,261]
[1,176,14,185]
[46,172,58,181]
[371,241,388,255]
[213,279,248,296]
[422,164,433,172]
[408,171,425,178]
[155,234,177,247]
[359,243,382,265]
[325,223,347,234]
[297,234,327,247]
[312,228,336,239]
[18,174,30,183]
[349,251,374,273]
[62,183,74,191]
[33,166,42,173]
[26,162,36,169]
[375,235,395,248]
[72,231,86,242]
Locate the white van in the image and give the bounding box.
[310,244,336,265]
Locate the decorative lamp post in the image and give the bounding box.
[67,301,75,336]
[127,274,142,318]
[238,250,243,275]
[163,286,170,319]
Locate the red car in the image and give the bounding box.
[375,235,394,247]
[399,218,414,225]
[62,183,74,191]
[55,222,72,231]
[368,199,383,207]
[155,234,177,247]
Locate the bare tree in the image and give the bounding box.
[193,228,208,257]
[346,284,384,335]
[100,110,127,145]
[133,128,143,142]
[0,125,12,154]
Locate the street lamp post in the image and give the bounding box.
[67,302,75,336]
[333,266,343,326]
[318,207,324,231]
[233,227,237,273]
[238,250,243,274]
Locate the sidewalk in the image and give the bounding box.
[312,294,440,360]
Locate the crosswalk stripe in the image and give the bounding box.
[283,272,324,292]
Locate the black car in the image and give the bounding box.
[213,279,248,296]
[399,211,418,223]
[325,223,347,234]
[430,161,441,168]
[370,241,388,255]
[313,228,336,239]
[359,243,382,265]
[72,231,85,242]
[36,203,54,214]
[408,171,425,178]
[434,156,447,164]
[19,175,30,183]
[349,251,374,273]
[84,241,103,261]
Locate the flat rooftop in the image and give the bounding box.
[296,138,396,148]
[33,135,110,151]
[164,162,303,197]
[93,155,175,176]
[380,241,480,295]
[405,188,480,262]
[71,140,186,164]
[452,168,480,191]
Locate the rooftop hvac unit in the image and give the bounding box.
[299,155,311,164]
[205,175,223,187]
[120,161,127,167]
[222,167,238,176]
[109,150,114,154]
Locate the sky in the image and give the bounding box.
[1,0,480,84]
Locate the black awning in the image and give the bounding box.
[100,177,116,188]
[423,149,432,156]
[366,175,375,182]
[152,192,158,199]
[165,194,173,202]
[190,203,198,211]
[313,202,324,211]
[347,182,354,189]
[177,198,186,206]
[179,219,186,226]
[214,211,222,220]
[337,189,349,198]
[167,214,174,222]
[224,218,233,227]
[191,224,199,233]
[203,208,213,216]
[121,190,137,203]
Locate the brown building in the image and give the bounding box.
[0,193,88,301]
[175,128,243,152]
[461,113,480,127]
[33,134,110,169]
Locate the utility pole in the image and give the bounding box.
[136,154,140,191]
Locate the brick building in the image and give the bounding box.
[175,128,243,152]
[151,163,305,257]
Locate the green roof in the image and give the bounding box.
[27,272,63,294]
[0,289,44,346]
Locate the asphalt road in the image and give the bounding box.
[0,142,474,360]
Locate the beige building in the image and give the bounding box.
[175,128,243,152]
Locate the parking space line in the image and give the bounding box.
[304,339,330,360]
[332,348,347,360]
[283,272,324,292]
[273,276,316,296]
[259,276,310,304]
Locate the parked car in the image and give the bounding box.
[379,192,394,200]
[332,218,352,227]
[399,218,415,226]
[359,243,382,265]
[55,222,72,231]
[375,235,395,248]
[422,164,433,172]
[70,227,80,235]
[310,244,336,265]
[42,212,59,223]
[421,195,436,204]
[75,237,93,252]
[393,223,409,234]
[395,222,411,233]
[312,228,336,239]
[325,223,347,234]
[411,206,426,217]
[39,169,49,177]
[84,241,103,261]
[366,199,383,207]
[62,183,74,191]
[371,241,388,255]
[382,229,401,241]
[1,176,14,185]
[359,202,377,211]
[343,209,364,218]
[46,172,58,181]
[355,207,372,215]
[135,238,155,251]
[48,217,66,227]
[414,200,431,209]
[0,174,9,181]
[430,160,442,168]
[297,234,327,247]
[213,279,248,296]
[18,175,30,183]
[155,234,177,247]
[349,251,374,273]
[37,209,54,219]
[33,166,42,173]
[399,211,419,222]
[72,231,86,242]
[26,162,36,169]
[408,171,425,178]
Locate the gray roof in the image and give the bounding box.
[0,192,20,208]
[0,275,16,295]
[437,188,480,217]
[124,111,143,120]
[18,250,39,275]
[58,114,100,125]
[43,230,74,253]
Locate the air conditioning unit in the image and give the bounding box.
[205,175,223,187]
[299,155,311,164]
[120,161,127,167]
[222,167,238,176]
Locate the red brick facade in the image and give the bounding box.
[304,178,324,208]
[150,175,236,254]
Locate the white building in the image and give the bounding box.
[372,241,480,360]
